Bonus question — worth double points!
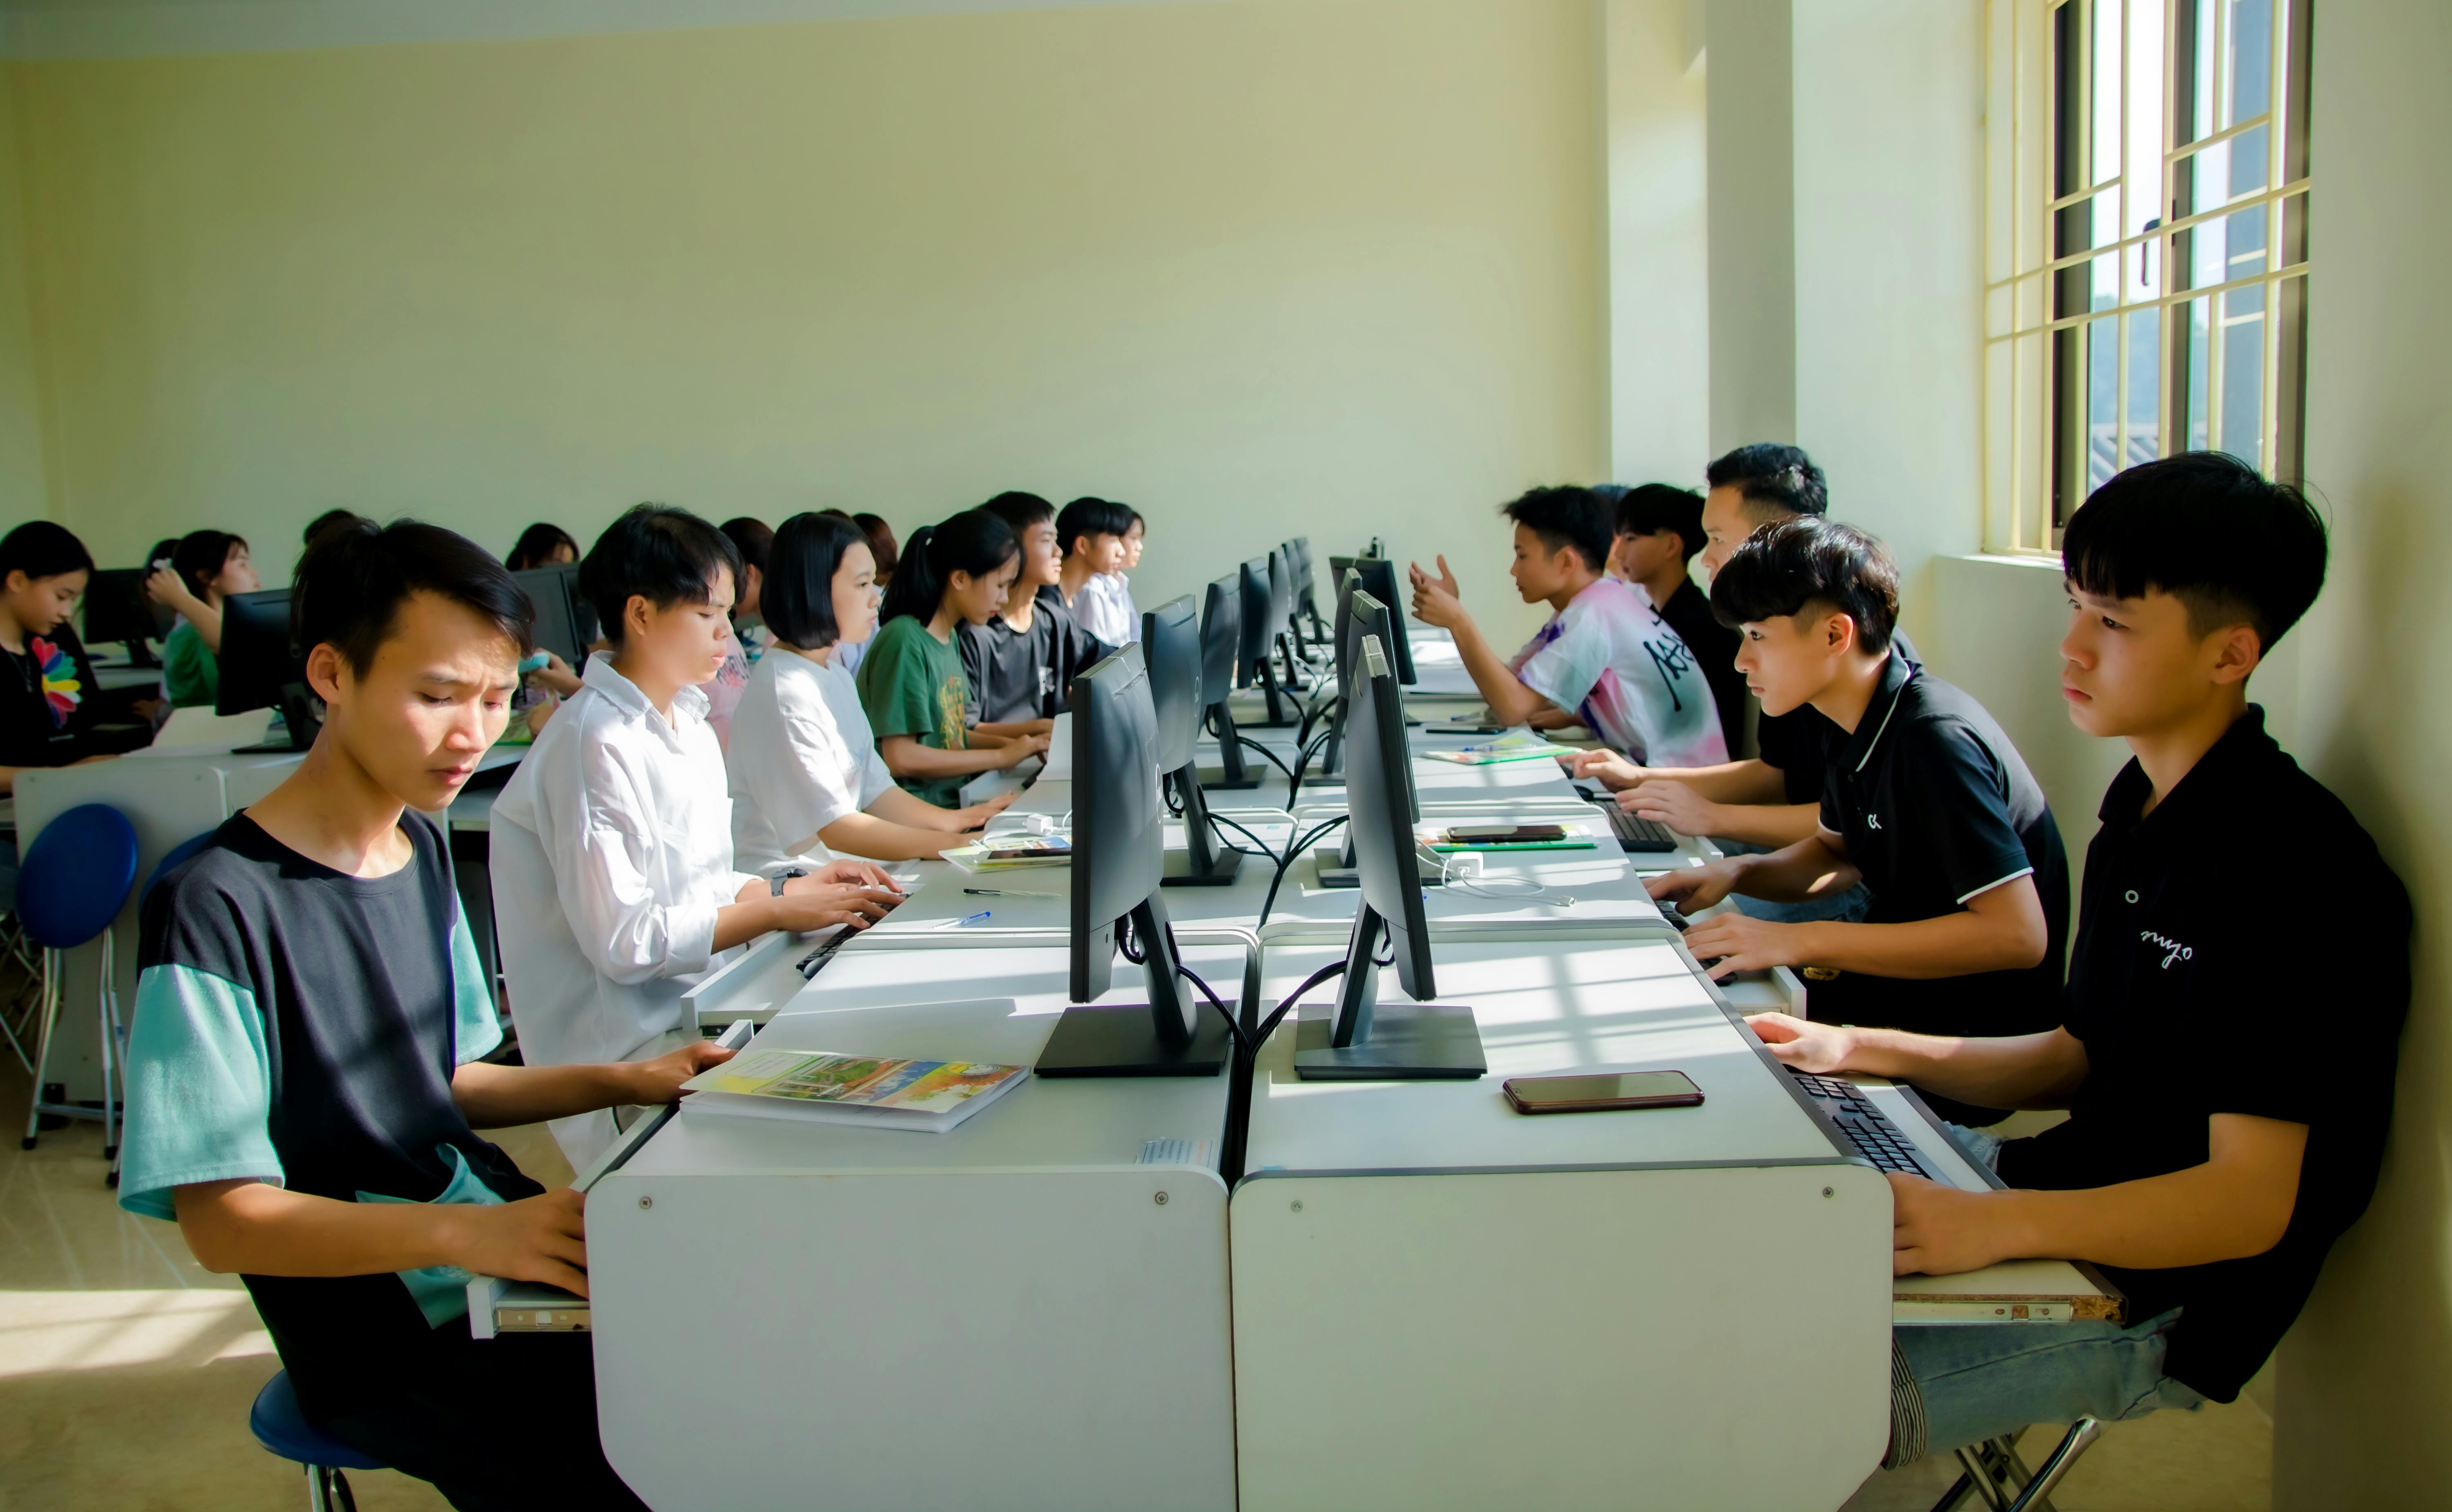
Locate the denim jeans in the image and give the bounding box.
[1713,838,1873,923]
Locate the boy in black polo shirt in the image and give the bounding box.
[961,491,1098,727]
[1747,453,2409,1462]
[1647,519,2067,1069]
[117,521,733,1510]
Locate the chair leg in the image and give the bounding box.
[1925,1471,1983,1512]
[20,950,59,1149]
[2003,1419,2101,1512]
[98,929,119,1165]
[1950,1442,2017,1512]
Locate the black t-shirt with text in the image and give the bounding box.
[1998,709,2409,1402]
[961,584,1102,725]
[1809,650,2067,1039]
[1657,578,1745,757]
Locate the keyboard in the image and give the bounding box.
[1588,797,1679,853]
[1788,1072,1942,1180]
[795,926,859,980]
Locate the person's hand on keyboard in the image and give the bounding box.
[1556,747,1644,791]
[1743,1012,1861,1074]
[1619,778,1716,837]
[1676,910,1802,980]
[1643,857,1741,911]
[1887,1172,2014,1277]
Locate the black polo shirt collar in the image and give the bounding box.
[1835,648,1916,775]
[2095,705,2273,834]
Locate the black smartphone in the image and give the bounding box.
[1443,824,1567,845]
[1425,721,1507,735]
[1503,1070,1704,1114]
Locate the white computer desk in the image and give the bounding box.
[590,944,1244,1512]
[1231,937,1893,1511]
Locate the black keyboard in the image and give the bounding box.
[795,926,858,980]
[1789,1072,1941,1179]
[1589,797,1678,853]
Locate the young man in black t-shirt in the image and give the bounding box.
[1647,519,2067,1067]
[0,521,119,794]
[1747,453,2409,1463]
[118,520,734,1511]
[962,491,1100,726]
[1603,482,1747,756]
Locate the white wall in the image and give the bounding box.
[1604,0,1709,486]
[0,62,47,526]
[1700,0,1792,454]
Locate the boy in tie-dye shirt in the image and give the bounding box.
[1409,485,1727,769]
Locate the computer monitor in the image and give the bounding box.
[1036,646,1234,1078]
[78,568,163,665]
[1313,565,1365,781]
[1292,620,1484,1081]
[1271,545,1314,677]
[216,588,320,752]
[513,564,586,666]
[1328,555,1417,686]
[1290,536,1320,619]
[1235,555,1295,725]
[1145,595,1241,887]
[1196,574,1259,792]
[1316,589,1424,886]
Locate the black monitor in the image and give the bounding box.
[1290,536,1319,618]
[1145,595,1241,887]
[1329,555,1416,686]
[79,568,164,665]
[1292,617,1484,1081]
[513,564,586,666]
[216,588,320,752]
[1271,545,1314,677]
[1235,555,1295,725]
[1313,565,1366,781]
[1196,574,1260,792]
[1036,646,1233,1078]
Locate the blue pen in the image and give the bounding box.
[935,909,992,929]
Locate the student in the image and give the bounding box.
[730,512,1016,870]
[503,522,579,571]
[960,492,1103,727]
[302,508,368,547]
[1749,453,2407,1465]
[490,505,901,1164]
[1606,483,1745,756]
[116,519,708,1509]
[1647,519,2065,1107]
[1407,485,1727,768]
[1078,503,1144,646]
[719,516,774,660]
[1052,497,1133,653]
[1,521,119,795]
[857,508,1051,809]
[837,513,899,677]
[145,530,260,708]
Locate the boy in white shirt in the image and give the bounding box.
[491,505,902,1164]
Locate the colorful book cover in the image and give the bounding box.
[684,1048,1025,1115]
[1419,732,1565,766]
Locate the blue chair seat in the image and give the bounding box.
[249,1371,389,1473]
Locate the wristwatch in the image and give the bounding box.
[771,868,807,897]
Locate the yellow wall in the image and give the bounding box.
[8,0,1610,640]
[0,61,48,527]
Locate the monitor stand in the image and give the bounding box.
[231,685,323,755]
[1292,1003,1484,1080]
[1242,657,1298,727]
[1036,898,1233,1076]
[1198,705,1265,791]
[1161,768,1245,888]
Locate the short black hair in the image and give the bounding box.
[1705,444,1828,522]
[720,517,775,575]
[578,504,743,648]
[1611,483,1708,560]
[505,522,581,572]
[1055,497,1132,558]
[295,519,535,676]
[852,513,899,579]
[172,530,248,597]
[1499,485,1613,573]
[979,492,1056,534]
[303,509,368,548]
[0,521,95,582]
[2063,451,2327,652]
[763,512,868,650]
[1710,516,1898,654]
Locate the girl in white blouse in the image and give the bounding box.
[727,512,1015,870]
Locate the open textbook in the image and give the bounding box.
[680,1047,1030,1133]
[1418,731,1567,766]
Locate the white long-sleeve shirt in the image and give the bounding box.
[489,655,758,1163]
[1077,571,1139,646]
[725,650,896,876]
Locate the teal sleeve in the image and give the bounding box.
[857,622,938,740]
[115,964,283,1223]
[449,902,503,1065]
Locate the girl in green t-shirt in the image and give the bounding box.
[145,529,261,708]
[854,508,1050,807]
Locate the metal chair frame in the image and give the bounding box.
[1926,1417,2103,1512]
[19,928,125,1161]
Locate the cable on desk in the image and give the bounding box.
[1233,736,1296,785]
[1255,814,1348,928]
[1175,962,1253,1051]
[1252,959,1351,1045]
[1205,812,1279,860]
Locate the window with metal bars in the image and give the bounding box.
[1983,0,2309,553]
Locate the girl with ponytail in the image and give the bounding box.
[855,508,1049,807]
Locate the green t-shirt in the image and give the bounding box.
[855,615,972,808]
[162,618,219,709]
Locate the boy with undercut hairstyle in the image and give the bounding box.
[1604,482,1745,754]
[118,520,721,1509]
[1749,452,2409,1465]
[961,491,1096,728]
[1052,495,1132,654]
[1407,484,1727,768]
[1648,518,2067,1101]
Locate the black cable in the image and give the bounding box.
[1118,911,1145,964]
[1256,814,1348,928]
[1176,963,1254,1051]
[1253,959,1350,1045]
[1235,736,1295,783]
[1205,812,1277,859]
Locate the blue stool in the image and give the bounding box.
[250,1369,387,1511]
[17,803,139,1166]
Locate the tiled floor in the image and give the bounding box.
[1,1045,2269,1510]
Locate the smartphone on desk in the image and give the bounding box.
[1503,1070,1704,1114]
[1443,824,1567,845]
[1423,721,1507,735]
